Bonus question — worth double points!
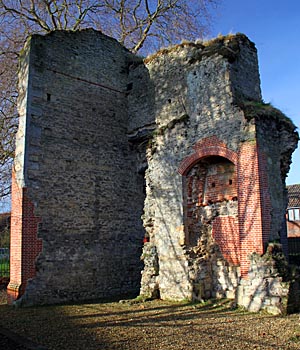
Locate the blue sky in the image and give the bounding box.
[210,0,299,185]
[0,1,298,213]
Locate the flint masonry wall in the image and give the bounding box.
[134,36,262,300]
[9,30,145,305]
[132,35,298,309]
[10,32,299,312]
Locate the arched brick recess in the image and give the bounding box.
[180,136,240,266]
[178,137,238,176]
[179,136,269,277]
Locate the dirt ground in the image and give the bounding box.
[0,289,300,350]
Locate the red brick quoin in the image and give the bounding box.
[179,136,271,277]
[7,169,42,303]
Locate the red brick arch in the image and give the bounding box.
[178,137,238,175]
[178,136,267,278]
[179,136,240,267]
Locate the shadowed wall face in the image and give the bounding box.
[10,32,299,311]
[10,30,145,305]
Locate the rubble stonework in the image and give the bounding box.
[8,30,146,305]
[9,30,299,313]
[236,244,299,315]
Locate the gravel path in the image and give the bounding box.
[0,332,29,350]
[0,287,40,349]
[0,327,43,350]
[0,292,300,350]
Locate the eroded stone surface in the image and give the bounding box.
[11,31,299,313]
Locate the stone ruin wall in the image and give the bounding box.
[9,31,299,313]
[9,30,146,305]
[132,36,260,301]
[129,35,299,311]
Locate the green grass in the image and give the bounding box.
[0,258,9,277]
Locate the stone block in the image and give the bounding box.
[226,290,236,299]
[265,305,282,315]
[247,297,263,312]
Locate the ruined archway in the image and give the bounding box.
[178,137,241,299]
[182,156,239,265]
[179,136,240,262]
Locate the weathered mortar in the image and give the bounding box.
[13,30,146,305]
[134,34,298,312]
[10,31,299,313]
[135,34,260,300]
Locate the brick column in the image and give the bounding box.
[7,169,42,303]
[257,150,271,248]
[238,142,264,277]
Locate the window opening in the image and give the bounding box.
[288,208,300,221]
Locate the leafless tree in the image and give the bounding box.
[0,0,219,206]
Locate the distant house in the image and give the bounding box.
[287,185,300,264]
[287,184,300,238]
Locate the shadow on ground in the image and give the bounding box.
[0,295,300,350]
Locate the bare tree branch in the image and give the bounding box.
[0,0,220,204]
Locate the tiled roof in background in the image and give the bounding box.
[287,184,300,207]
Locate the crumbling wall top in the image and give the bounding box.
[144,33,256,65]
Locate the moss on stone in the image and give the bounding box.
[239,100,297,132]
